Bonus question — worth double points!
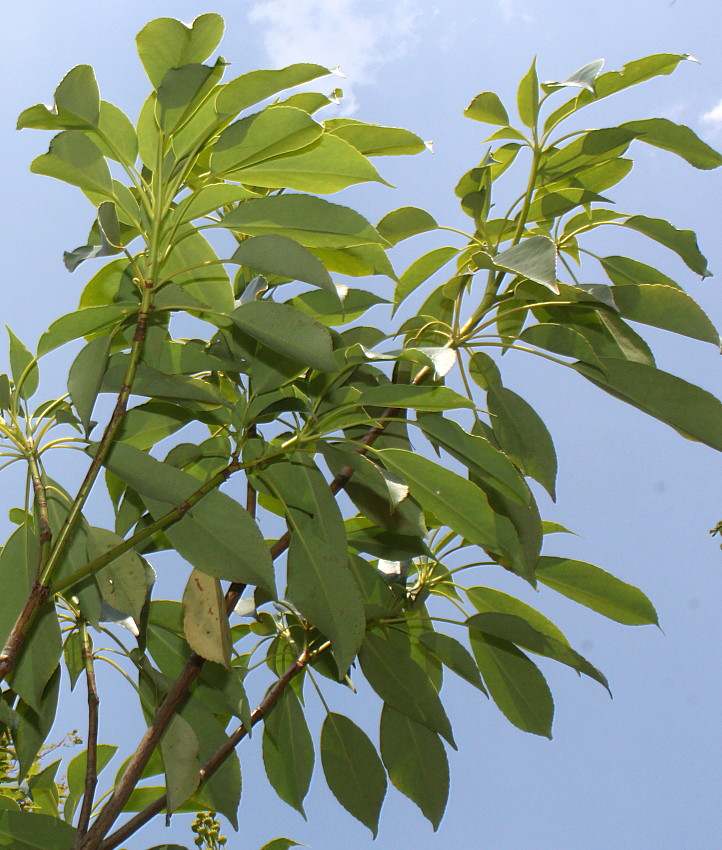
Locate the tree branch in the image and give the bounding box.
[76,621,100,839]
[97,650,311,850]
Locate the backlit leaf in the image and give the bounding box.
[136,14,224,89]
[182,569,232,667]
[262,688,314,815]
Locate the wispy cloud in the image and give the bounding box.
[247,0,425,113]
[701,99,722,131]
[497,0,533,23]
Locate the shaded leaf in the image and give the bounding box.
[262,688,314,815]
[394,246,458,313]
[64,744,118,823]
[419,632,487,693]
[182,569,232,667]
[379,705,448,830]
[321,713,386,835]
[0,811,75,849]
[87,527,148,621]
[611,284,719,344]
[359,631,454,746]
[161,713,201,815]
[622,118,722,170]
[359,384,472,412]
[31,131,112,196]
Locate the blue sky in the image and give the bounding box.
[2,2,722,848]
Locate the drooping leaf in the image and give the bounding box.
[418,632,487,694]
[487,386,557,499]
[623,215,712,277]
[320,713,386,835]
[600,255,682,289]
[622,118,722,170]
[417,413,530,506]
[519,323,605,370]
[38,304,136,356]
[87,526,148,621]
[358,631,454,746]
[378,448,521,565]
[182,569,232,667]
[469,630,554,737]
[544,58,605,93]
[231,234,337,299]
[258,454,364,674]
[63,631,84,691]
[262,688,314,815]
[136,14,225,88]
[611,284,719,344]
[574,358,722,451]
[161,713,201,815]
[536,556,658,625]
[220,194,386,249]
[325,119,426,156]
[379,705,449,830]
[467,586,569,645]
[102,442,276,593]
[259,841,302,850]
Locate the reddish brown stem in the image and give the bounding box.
[76,622,99,839]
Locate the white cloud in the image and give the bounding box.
[247,0,424,113]
[702,100,722,127]
[497,0,533,22]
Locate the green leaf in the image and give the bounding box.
[468,611,609,692]
[87,527,148,621]
[394,246,459,313]
[623,215,711,277]
[325,119,426,156]
[13,669,61,781]
[217,63,330,115]
[464,91,510,125]
[600,255,682,289]
[537,556,658,625]
[611,284,719,344]
[220,194,386,249]
[379,705,448,830]
[96,101,138,166]
[7,327,38,400]
[182,569,232,667]
[160,228,234,314]
[519,323,605,370]
[574,358,722,451]
[493,236,558,292]
[359,384,472,412]
[231,301,337,372]
[211,106,322,174]
[63,631,84,691]
[0,526,60,713]
[311,243,396,279]
[225,134,389,193]
[469,630,553,737]
[0,811,76,849]
[161,713,201,815]
[38,304,135,356]
[68,334,112,431]
[488,386,557,499]
[260,841,301,850]
[378,449,520,565]
[55,64,100,126]
[419,632,487,693]
[467,586,569,645]
[103,442,276,593]
[116,401,191,450]
[258,454,364,675]
[517,58,540,128]
[64,744,118,822]
[31,131,112,196]
[359,631,454,745]
[136,14,224,88]
[417,413,530,506]
[156,60,225,133]
[377,207,438,246]
[231,234,337,299]
[622,118,722,170]
[320,713,386,835]
[290,288,387,326]
[101,358,226,407]
[262,688,314,815]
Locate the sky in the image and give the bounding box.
[1,1,722,848]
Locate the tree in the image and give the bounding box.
[0,14,719,849]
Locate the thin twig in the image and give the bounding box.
[76,621,100,838]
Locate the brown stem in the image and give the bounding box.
[76,621,99,839]
[97,650,311,850]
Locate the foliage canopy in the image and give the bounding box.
[0,13,719,849]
